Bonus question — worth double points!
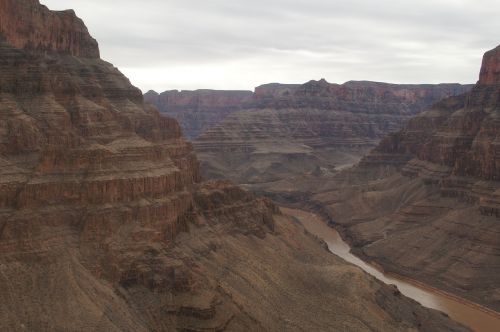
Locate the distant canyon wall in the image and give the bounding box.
[144,89,253,138]
[145,80,472,140]
[184,80,472,184]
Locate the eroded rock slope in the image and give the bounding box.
[0,1,474,331]
[193,79,472,184]
[274,45,500,312]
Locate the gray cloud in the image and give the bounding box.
[41,0,500,91]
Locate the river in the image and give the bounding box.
[281,207,500,332]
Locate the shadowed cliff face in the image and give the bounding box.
[0,1,475,331]
[271,44,500,312]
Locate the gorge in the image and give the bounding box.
[146,81,472,186]
[143,32,500,332]
[280,44,500,313]
[243,45,500,315]
[0,0,478,331]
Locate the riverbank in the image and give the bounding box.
[280,206,500,332]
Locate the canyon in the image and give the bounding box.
[0,0,474,331]
[186,80,472,186]
[258,45,500,314]
[142,19,500,329]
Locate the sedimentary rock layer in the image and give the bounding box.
[193,79,472,184]
[275,45,500,312]
[146,80,472,141]
[0,1,474,331]
[479,46,500,85]
[144,89,253,138]
[0,0,99,57]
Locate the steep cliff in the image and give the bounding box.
[479,45,500,85]
[253,79,472,113]
[276,45,500,312]
[0,0,99,58]
[193,79,472,184]
[144,89,253,138]
[0,1,475,331]
[146,80,471,142]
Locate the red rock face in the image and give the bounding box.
[378,45,500,180]
[478,45,500,85]
[0,0,201,291]
[190,79,472,185]
[148,80,472,139]
[321,44,500,310]
[144,89,253,138]
[0,2,480,331]
[0,2,275,329]
[0,0,99,58]
[253,79,473,114]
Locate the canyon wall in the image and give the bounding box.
[274,45,500,312]
[146,80,471,141]
[253,79,471,113]
[0,1,472,331]
[0,0,99,58]
[144,89,253,138]
[192,79,472,184]
[479,46,500,85]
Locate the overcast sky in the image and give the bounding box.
[41,0,499,92]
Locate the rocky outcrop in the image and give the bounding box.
[280,44,500,312]
[0,0,99,58]
[193,79,472,184]
[0,1,475,331]
[144,89,253,138]
[479,45,500,85]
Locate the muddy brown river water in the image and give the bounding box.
[281,207,500,332]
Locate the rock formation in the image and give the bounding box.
[0,0,99,58]
[253,79,472,113]
[271,45,500,312]
[146,80,471,142]
[479,46,500,85]
[193,79,472,185]
[144,89,253,138]
[0,1,475,331]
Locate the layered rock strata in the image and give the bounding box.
[146,80,472,141]
[0,0,99,58]
[144,89,253,138]
[273,45,500,312]
[0,1,475,331]
[193,80,472,184]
